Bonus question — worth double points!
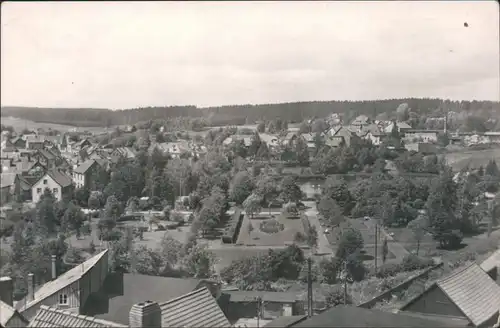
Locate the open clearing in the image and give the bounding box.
[443,147,500,171]
[236,213,307,246]
[1,116,107,133]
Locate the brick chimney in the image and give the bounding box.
[129,301,161,328]
[0,276,13,306]
[51,255,57,280]
[27,273,35,302]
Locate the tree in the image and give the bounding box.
[182,244,216,278]
[126,196,140,213]
[256,122,266,133]
[295,137,310,166]
[248,222,254,236]
[88,194,101,210]
[36,189,58,236]
[104,196,123,220]
[256,142,270,160]
[248,133,262,158]
[407,215,428,255]
[311,119,328,133]
[61,203,84,236]
[243,194,263,219]
[307,225,318,253]
[317,197,344,228]
[299,122,311,134]
[485,160,499,177]
[255,175,279,213]
[229,172,255,205]
[381,237,388,264]
[322,176,354,215]
[335,228,364,261]
[280,177,302,203]
[159,234,183,266]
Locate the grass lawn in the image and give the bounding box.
[1,116,106,133]
[443,147,500,171]
[236,212,307,246]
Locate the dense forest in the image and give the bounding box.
[1,98,499,128]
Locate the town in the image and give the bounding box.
[1,105,500,328]
[1,1,500,328]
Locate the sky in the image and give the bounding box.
[1,1,499,109]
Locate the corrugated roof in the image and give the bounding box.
[480,249,500,274]
[89,274,202,325]
[28,305,126,328]
[160,287,230,328]
[436,263,500,326]
[19,250,108,313]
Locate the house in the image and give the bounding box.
[484,132,500,144]
[15,250,109,321]
[327,126,358,148]
[83,273,224,326]
[10,137,26,149]
[72,159,106,189]
[385,121,412,134]
[221,290,303,322]
[404,130,439,143]
[33,148,58,169]
[28,305,126,328]
[24,135,45,150]
[75,138,93,151]
[258,133,280,149]
[222,135,253,148]
[405,142,438,155]
[13,159,46,177]
[265,305,466,328]
[480,249,500,284]
[31,169,73,203]
[0,173,14,204]
[111,147,137,160]
[400,263,500,327]
[282,132,299,147]
[350,115,371,129]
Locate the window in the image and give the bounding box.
[37,188,42,194]
[53,188,58,193]
[43,179,47,184]
[58,294,68,305]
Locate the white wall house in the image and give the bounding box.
[32,169,73,203]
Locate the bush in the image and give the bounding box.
[376,263,403,278]
[0,220,14,238]
[401,254,434,271]
[81,223,92,236]
[222,210,243,244]
[171,211,185,224]
[259,219,284,234]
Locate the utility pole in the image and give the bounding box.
[374,223,378,274]
[256,296,262,328]
[307,256,313,317]
[343,260,348,305]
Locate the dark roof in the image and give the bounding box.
[38,148,57,160]
[263,315,307,327]
[160,287,230,327]
[47,169,73,188]
[292,306,463,328]
[87,273,202,325]
[28,305,126,328]
[73,159,98,174]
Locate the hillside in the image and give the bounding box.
[2,98,499,128]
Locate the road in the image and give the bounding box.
[302,201,333,256]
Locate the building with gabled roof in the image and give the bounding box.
[31,168,73,203]
[28,305,126,328]
[72,159,106,189]
[400,263,500,327]
[17,250,109,321]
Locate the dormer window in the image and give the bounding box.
[43,179,47,184]
[58,293,68,305]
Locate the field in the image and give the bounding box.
[443,147,500,171]
[1,116,106,133]
[236,213,307,246]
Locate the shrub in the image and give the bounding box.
[401,254,434,271]
[282,202,299,216]
[171,211,185,224]
[376,263,403,278]
[0,220,14,238]
[259,219,284,234]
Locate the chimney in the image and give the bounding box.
[0,277,13,306]
[27,273,35,302]
[129,301,161,328]
[51,255,57,280]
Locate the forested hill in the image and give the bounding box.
[2,98,499,127]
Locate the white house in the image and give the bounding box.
[404,130,439,143]
[32,169,73,203]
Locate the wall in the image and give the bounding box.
[79,251,109,312]
[401,286,466,319]
[4,312,29,328]
[21,281,80,321]
[32,174,61,203]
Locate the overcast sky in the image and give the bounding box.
[1,1,499,109]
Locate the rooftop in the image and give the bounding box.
[480,249,500,273]
[28,305,126,328]
[160,287,230,328]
